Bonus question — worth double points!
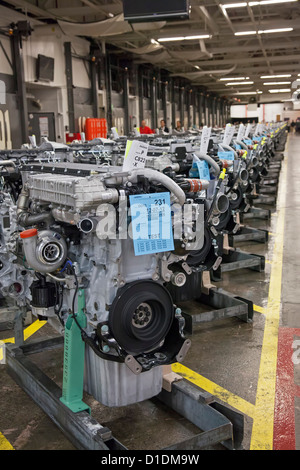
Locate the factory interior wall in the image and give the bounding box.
[231,103,300,123]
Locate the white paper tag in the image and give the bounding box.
[200,126,211,154]
[223,123,235,146]
[244,124,252,138]
[122,140,148,172]
[111,127,119,139]
[237,124,245,141]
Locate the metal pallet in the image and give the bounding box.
[228,225,269,246]
[5,337,244,451]
[179,271,253,335]
[241,206,271,221]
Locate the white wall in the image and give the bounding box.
[231,103,284,122]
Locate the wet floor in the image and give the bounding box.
[0,134,298,451]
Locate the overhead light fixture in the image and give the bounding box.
[223,0,297,7]
[226,81,254,85]
[157,34,210,42]
[234,30,257,35]
[194,66,201,70]
[235,27,293,35]
[220,77,250,81]
[234,91,263,94]
[222,2,247,7]
[268,88,291,93]
[263,81,291,85]
[150,39,160,45]
[260,74,291,78]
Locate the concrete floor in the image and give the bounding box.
[0,133,298,451]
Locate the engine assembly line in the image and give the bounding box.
[0,121,288,450]
[0,0,299,453]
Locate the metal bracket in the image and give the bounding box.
[229,225,269,246]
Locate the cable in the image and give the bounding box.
[69,267,123,363]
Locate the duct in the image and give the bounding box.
[121,44,164,55]
[58,14,165,38]
[170,65,237,79]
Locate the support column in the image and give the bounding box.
[123,67,129,136]
[171,79,176,128]
[150,75,157,130]
[90,54,99,119]
[138,67,143,125]
[105,52,113,131]
[64,42,75,133]
[180,87,185,126]
[162,80,168,123]
[11,22,31,144]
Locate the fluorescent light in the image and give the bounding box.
[157,37,185,42]
[268,88,291,93]
[151,38,160,45]
[223,0,297,7]
[220,77,250,81]
[235,27,293,35]
[250,0,297,4]
[260,74,291,78]
[234,91,263,95]
[263,81,291,85]
[185,35,211,40]
[259,28,293,33]
[158,35,210,42]
[222,2,247,7]
[235,31,257,35]
[226,81,254,85]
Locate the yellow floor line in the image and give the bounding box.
[253,305,267,315]
[250,143,288,450]
[0,431,14,450]
[172,363,256,419]
[2,319,47,344]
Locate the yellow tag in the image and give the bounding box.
[220,168,226,180]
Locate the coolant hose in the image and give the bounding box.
[219,144,238,160]
[235,140,248,151]
[127,168,186,206]
[193,152,220,177]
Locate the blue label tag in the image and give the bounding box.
[244,139,252,145]
[235,144,241,150]
[218,151,234,161]
[196,160,210,180]
[129,192,174,256]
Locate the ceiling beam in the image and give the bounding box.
[3,0,57,19]
[188,53,300,67]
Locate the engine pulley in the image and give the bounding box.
[108,280,174,356]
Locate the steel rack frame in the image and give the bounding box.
[211,235,265,281]
[179,271,253,336]
[5,332,244,451]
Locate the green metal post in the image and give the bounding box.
[60,288,91,414]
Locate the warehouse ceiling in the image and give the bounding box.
[2,0,300,104]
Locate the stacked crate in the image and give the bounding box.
[85,118,108,140]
